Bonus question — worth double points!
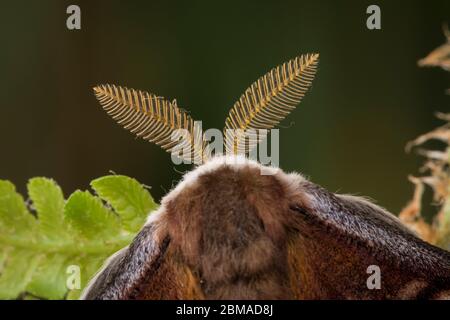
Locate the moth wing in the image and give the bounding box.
[289,184,450,299]
[81,223,181,300]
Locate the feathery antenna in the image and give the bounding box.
[223,53,319,155]
[94,54,319,163]
[93,85,205,164]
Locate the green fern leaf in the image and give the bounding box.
[28,178,69,241]
[65,190,121,240]
[0,176,156,300]
[91,175,157,233]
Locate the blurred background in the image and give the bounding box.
[0,0,448,215]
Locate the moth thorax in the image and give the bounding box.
[164,158,295,299]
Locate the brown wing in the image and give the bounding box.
[288,182,450,300]
[81,223,195,300]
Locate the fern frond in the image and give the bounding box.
[0,176,157,300]
[224,53,319,154]
[94,85,205,164]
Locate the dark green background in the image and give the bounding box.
[0,0,449,215]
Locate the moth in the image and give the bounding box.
[82,53,450,300]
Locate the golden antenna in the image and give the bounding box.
[223,53,319,155]
[93,84,205,164]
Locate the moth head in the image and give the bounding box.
[145,154,315,298]
[90,53,320,299]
